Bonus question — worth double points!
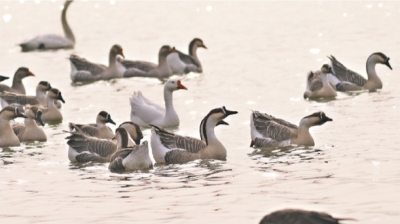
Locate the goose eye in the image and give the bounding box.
[172,81,175,84]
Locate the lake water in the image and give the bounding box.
[1,1,399,223]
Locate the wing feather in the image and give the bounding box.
[69,54,107,75]
[0,92,39,105]
[328,55,367,87]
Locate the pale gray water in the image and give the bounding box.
[1,1,399,223]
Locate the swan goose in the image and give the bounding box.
[250,111,332,148]
[69,44,125,83]
[167,38,207,75]
[130,79,187,128]
[303,64,337,100]
[12,105,46,142]
[259,209,355,224]
[108,128,152,172]
[328,52,392,92]
[19,0,75,52]
[0,106,28,147]
[40,88,65,124]
[68,111,116,140]
[0,67,35,95]
[151,106,238,164]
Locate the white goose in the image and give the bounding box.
[108,128,152,172]
[250,111,332,148]
[19,0,75,52]
[328,52,392,91]
[69,44,125,83]
[303,64,337,100]
[150,106,238,164]
[0,105,28,147]
[12,105,46,142]
[167,38,207,75]
[0,67,35,95]
[120,45,175,81]
[130,79,187,128]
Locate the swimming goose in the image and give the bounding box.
[41,88,65,124]
[68,111,116,139]
[12,105,46,142]
[66,125,140,163]
[108,128,152,172]
[304,64,337,99]
[259,209,355,224]
[0,67,35,95]
[0,106,28,147]
[0,75,9,82]
[150,106,238,164]
[250,111,332,148]
[130,79,187,128]
[121,45,175,81]
[328,52,392,91]
[19,0,75,52]
[69,44,125,83]
[166,38,207,75]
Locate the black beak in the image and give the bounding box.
[385,59,392,70]
[107,116,116,125]
[57,92,65,103]
[0,75,9,82]
[222,106,238,116]
[35,111,45,126]
[323,116,333,122]
[217,120,229,126]
[202,44,207,49]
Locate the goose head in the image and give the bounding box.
[299,111,332,128]
[115,127,130,149]
[200,106,238,143]
[110,44,124,58]
[97,111,116,125]
[164,79,188,92]
[320,64,333,74]
[159,45,175,60]
[47,88,65,103]
[369,52,392,70]
[25,105,45,126]
[64,0,73,8]
[37,81,52,92]
[118,121,143,145]
[190,38,207,50]
[14,67,35,81]
[0,105,27,120]
[0,75,9,82]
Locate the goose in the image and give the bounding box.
[166,38,207,75]
[108,128,152,172]
[130,79,187,128]
[0,67,35,95]
[68,111,116,140]
[259,209,355,224]
[41,88,65,124]
[0,105,28,147]
[19,0,75,52]
[0,75,9,82]
[120,45,175,81]
[250,111,332,148]
[150,106,238,164]
[66,124,142,163]
[12,105,46,142]
[328,52,392,92]
[69,44,125,83]
[304,64,337,99]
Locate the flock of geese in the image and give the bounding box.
[0,1,393,223]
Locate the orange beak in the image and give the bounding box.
[250,140,255,147]
[177,80,188,90]
[119,49,125,58]
[28,71,35,77]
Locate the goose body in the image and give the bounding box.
[259,209,355,224]
[19,0,75,52]
[328,53,392,92]
[150,106,237,164]
[0,67,35,96]
[167,38,207,75]
[130,79,187,128]
[12,105,46,142]
[250,111,332,148]
[41,88,65,124]
[0,106,27,147]
[0,81,53,108]
[69,111,116,140]
[69,45,125,83]
[304,64,337,99]
[108,128,152,172]
[120,45,175,81]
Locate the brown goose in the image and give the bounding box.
[0,67,35,95]
[0,105,27,147]
[259,209,355,224]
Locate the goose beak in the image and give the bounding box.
[201,44,207,49]
[323,115,333,122]
[36,113,45,126]
[250,140,255,147]
[222,106,238,116]
[107,116,116,125]
[216,120,229,126]
[134,138,142,145]
[177,80,188,90]
[385,59,392,70]
[119,49,125,58]
[57,93,65,103]
[28,71,35,77]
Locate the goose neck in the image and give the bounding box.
[366,55,380,81]
[163,88,177,118]
[109,52,118,68]
[61,1,75,43]
[321,73,330,86]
